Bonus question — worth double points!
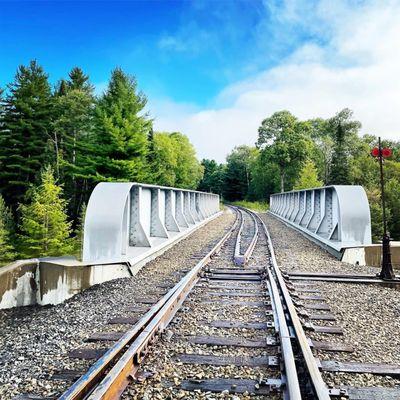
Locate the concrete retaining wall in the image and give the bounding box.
[0,182,221,310]
[342,242,400,268]
[0,260,38,309]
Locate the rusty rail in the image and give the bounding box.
[253,210,331,399]
[60,206,329,399]
[59,208,239,400]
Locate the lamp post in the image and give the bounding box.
[371,137,395,280]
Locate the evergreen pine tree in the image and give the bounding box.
[67,67,94,93]
[52,67,96,222]
[0,60,53,208]
[147,127,155,167]
[94,68,151,182]
[74,202,86,260]
[55,79,68,97]
[329,123,350,184]
[0,87,4,116]
[18,167,73,258]
[0,195,15,264]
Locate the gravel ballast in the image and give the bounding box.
[261,212,400,389]
[0,210,235,400]
[122,215,281,400]
[260,213,384,275]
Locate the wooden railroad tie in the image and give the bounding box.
[202,320,274,330]
[85,331,125,342]
[107,316,139,325]
[205,284,263,291]
[207,274,262,281]
[203,290,266,297]
[330,386,400,399]
[68,347,107,360]
[177,378,282,395]
[50,370,83,381]
[199,299,269,307]
[186,334,277,347]
[309,340,353,353]
[320,360,400,376]
[175,353,278,367]
[207,268,263,275]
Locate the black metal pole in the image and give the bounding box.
[378,137,395,280]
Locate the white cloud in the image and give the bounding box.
[151,0,400,162]
[158,36,189,52]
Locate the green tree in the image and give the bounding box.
[329,123,351,184]
[386,178,400,240]
[0,195,15,264]
[366,189,386,242]
[170,132,203,189]
[306,118,333,184]
[18,167,73,258]
[0,87,4,119]
[328,108,361,185]
[0,60,53,208]
[197,159,225,195]
[257,111,310,192]
[293,159,323,190]
[94,68,151,182]
[384,161,400,240]
[349,134,379,189]
[67,67,94,92]
[52,67,96,221]
[148,132,178,186]
[74,202,86,260]
[223,146,258,201]
[248,151,280,201]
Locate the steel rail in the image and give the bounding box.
[59,207,240,400]
[86,209,240,400]
[233,208,244,264]
[254,211,331,400]
[267,266,302,399]
[234,207,258,266]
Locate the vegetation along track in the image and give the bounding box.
[20,207,400,400]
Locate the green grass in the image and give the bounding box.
[231,200,269,213]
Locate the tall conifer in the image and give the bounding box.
[94,68,151,182]
[0,61,53,208]
[0,195,15,264]
[18,167,73,258]
[52,67,96,221]
[329,123,350,184]
[74,202,86,260]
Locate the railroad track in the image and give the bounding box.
[52,206,326,400]
[23,206,400,399]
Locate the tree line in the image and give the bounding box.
[1,60,398,264]
[0,60,203,264]
[198,109,400,242]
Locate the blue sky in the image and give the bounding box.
[1,1,399,161]
[0,0,318,105]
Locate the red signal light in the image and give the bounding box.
[371,147,380,157]
[382,147,392,158]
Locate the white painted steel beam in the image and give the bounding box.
[83,183,220,263]
[270,186,371,254]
